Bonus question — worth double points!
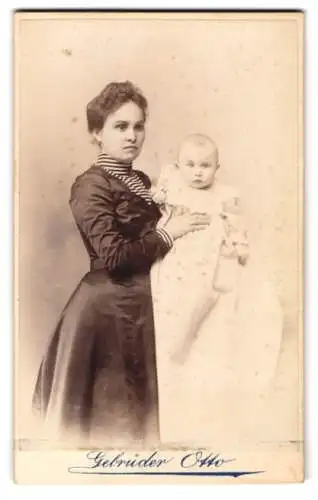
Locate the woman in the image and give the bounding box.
[32,81,210,448]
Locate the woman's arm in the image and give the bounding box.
[69,171,172,274]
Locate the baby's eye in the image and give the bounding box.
[186,161,195,168]
[201,162,211,169]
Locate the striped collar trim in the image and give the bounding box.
[96,153,133,176]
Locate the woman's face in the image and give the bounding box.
[96,101,146,163]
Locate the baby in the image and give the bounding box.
[154,134,248,286]
[151,133,249,362]
[151,135,283,445]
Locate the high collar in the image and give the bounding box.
[95,153,133,176]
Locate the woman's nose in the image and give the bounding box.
[126,128,136,142]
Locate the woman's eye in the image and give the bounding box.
[115,123,128,131]
[135,123,145,132]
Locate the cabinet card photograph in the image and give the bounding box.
[14,11,304,484]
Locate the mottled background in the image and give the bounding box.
[16,15,302,443]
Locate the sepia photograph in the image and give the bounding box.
[14,11,304,484]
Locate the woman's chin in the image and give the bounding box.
[120,149,140,162]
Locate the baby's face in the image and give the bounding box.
[177,142,219,189]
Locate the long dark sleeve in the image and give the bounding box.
[70,171,171,274]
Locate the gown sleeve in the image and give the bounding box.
[69,170,172,274]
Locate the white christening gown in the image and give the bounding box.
[151,164,283,446]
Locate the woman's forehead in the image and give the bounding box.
[108,101,144,122]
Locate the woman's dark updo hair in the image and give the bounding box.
[86,81,148,134]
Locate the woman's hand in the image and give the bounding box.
[162,211,211,240]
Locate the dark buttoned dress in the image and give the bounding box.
[32,165,171,446]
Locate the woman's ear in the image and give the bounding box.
[92,131,103,148]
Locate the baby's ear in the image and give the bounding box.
[216,161,221,170]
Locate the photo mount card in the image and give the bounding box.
[14,11,304,484]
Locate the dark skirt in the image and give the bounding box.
[32,268,160,447]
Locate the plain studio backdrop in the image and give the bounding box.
[15,15,302,443]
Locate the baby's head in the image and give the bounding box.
[177,133,220,189]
